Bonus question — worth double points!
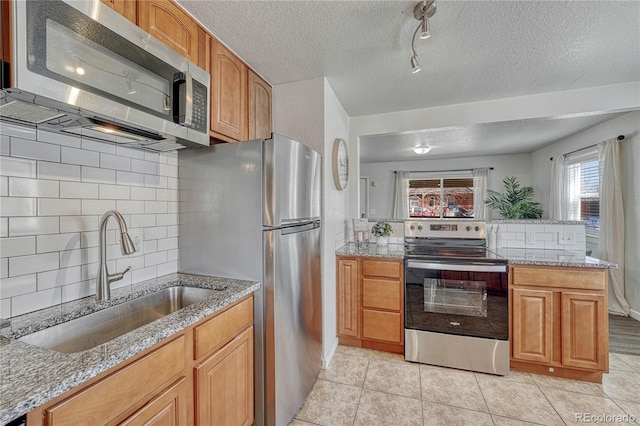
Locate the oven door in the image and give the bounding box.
[404,259,509,341]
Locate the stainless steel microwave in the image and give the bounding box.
[0,0,210,151]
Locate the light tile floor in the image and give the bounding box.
[292,346,640,426]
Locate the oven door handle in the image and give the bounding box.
[406,261,508,273]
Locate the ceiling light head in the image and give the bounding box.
[413,144,432,154]
[411,56,421,73]
[420,18,431,39]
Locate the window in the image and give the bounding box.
[408,177,475,219]
[566,152,599,233]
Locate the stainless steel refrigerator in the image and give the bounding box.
[178,134,322,426]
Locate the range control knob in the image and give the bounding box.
[417,225,423,231]
[410,225,415,230]
[475,226,480,231]
[466,226,472,231]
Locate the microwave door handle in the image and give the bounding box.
[173,71,193,126]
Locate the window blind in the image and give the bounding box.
[566,151,599,231]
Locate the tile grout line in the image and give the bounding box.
[535,376,569,426]
[351,353,371,426]
[471,372,495,425]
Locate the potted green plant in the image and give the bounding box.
[371,220,393,246]
[485,176,543,219]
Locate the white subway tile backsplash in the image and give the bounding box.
[1,125,179,316]
[37,266,83,290]
[81,199,115,215]
[544,225,565,233]
[0,156,37,178]
[100,153,130,171]
[38,161,81,181]
[131,159,157,175]
[12,287,61,316]
[37,130,82,148]
[82,139,116,154]
[0,274,37,298]
[38,198,81,216]
[99,184,130,200]
[145,201,167,214]
[60,181,99,199]
[0,258,7,278]
[9,177,59,198]
[0,197,36,217]
[11,138,60,162]
[116,146,145,160]
[9,252,59,276]
[117,200,145,214]
[61,146,100,167]
[0,236,35,258]
[37,232,81,253]
[0,123,37,140]
[82,166,116,184]
[130,187,155,201]
[116,171,145,187]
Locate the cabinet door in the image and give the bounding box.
[120,378,188,426]
[138,0,199,62]
[512,288,553,363]
[337,258,360,338]
[210,38,248,141]
[100,0,136,23]
[195,327,254,426]
[561,292,607,370]
[248,70,272,140]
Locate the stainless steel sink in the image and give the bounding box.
[18,286,218,353]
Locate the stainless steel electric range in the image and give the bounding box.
[404,220,510,375]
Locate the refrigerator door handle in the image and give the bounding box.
[279,217,321,227]
[280,221,320,235]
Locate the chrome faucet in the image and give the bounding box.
[96,210,136,302]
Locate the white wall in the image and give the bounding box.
[348,82,640,219]
[273,78,350,367]
[361,154,532,220]
[0,123,179,318]
[530,111,640,319]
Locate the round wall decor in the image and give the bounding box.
[332,138,349,190]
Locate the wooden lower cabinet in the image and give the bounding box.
[336,256,404,353]
[510,265,608,383]
[195,327,254,426]
[27,295,254,426]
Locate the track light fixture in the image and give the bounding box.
[409,0,436,73]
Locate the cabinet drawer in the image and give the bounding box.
[362,309,402,343]
[362,260,401,278]
[195,296,253,359]
[362,278,401,311]
[512,267,606,291]
[45,336,185,425]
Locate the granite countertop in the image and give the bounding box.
[336,242,405,259]
[0,273,260,425]
[492,248,617,269]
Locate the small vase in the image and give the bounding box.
[376,235,389,246]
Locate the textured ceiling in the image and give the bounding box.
[359,112,626,163]
[178,1,639,162]
[178,0,640,117]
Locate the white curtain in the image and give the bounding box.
[549,156,567,220]
[598,138,630,316]
[472,168,488,220]
[392,171,409,219]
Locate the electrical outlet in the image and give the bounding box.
[526,232,535,245]
[558,231,574,245]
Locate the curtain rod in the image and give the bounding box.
[394,167,493,173]
[550,134,625,161]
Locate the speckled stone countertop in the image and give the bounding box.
[488,219,588,225]
[0,273,260,425]
[336,242,405,259]
[493,248,617,269]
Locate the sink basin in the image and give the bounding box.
[18,286,218,353]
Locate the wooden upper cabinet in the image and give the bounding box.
[138,0,199,63]
[210,38,248,142]
[100,0,136,23]
[248,70,272,140]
